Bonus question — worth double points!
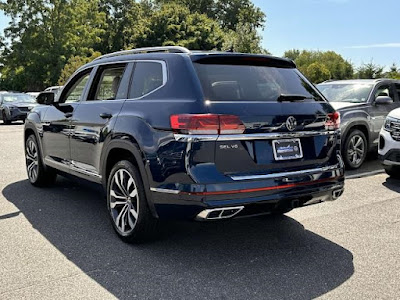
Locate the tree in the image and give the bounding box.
[222,22,267,54]
[58,51,102,85]
[0,0,106,91]
[284,50,354,81]
[385,63,400,79]
[305,62,331,83]
[355,62,384,79]
[155,0,266,53]
[137,3,225,50]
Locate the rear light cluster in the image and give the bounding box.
[170,114,245,135]
[325,111,340,130]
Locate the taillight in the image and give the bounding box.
[170,114,245,135]
[325,111,340,130]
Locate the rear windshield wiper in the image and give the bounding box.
[277,94,314,102]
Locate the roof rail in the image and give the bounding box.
[93,46,191,61]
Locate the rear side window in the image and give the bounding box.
[129,62,164,98]
[194,63,323,102]
[88,66,126,101]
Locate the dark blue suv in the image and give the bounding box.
[24,46,344,242]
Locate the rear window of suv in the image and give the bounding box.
[193,61,323,102]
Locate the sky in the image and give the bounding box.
[1,0,400,70]
[253,0,400,70]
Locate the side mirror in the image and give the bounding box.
[375,96,393,105]
[36,92,55,105]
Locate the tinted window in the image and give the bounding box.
[375,84,395,101]
[396,84,400,101]
[130,62,163,98]
[194,63,323,102]
[90,66,126,101]
[63,72,91,103]
[317,83,373,103]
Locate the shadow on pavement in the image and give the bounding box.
[382,177,400,193]
[2,178,354,299]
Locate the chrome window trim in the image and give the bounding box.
[230,164,340,181]
[173,131,336,142]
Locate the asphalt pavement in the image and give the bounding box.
[0,123,399,299]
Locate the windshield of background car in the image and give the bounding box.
[1,93,36,103]
[317,83,373,103]
[193,63,324,102]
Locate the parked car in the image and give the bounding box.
[0,92,38,124]
[379,108,400,178]
[44,85,63,95]
[24,46,344,242]
[317,79,400,169]
[26,92,40,99]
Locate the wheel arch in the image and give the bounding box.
[101,137,158,218]
[342,121,370,149]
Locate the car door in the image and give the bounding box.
[41,69,93,172]
[69,63,132,181]
[368,83,397,144]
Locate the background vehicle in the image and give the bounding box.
[317,79,400,169]
[379,108,400,178]
[44,85,63,96]
[24,46,344,242]
[26,92,40,99]
[0,92,38,124]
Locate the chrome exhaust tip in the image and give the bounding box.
[332,188,344,200]
[196,206,244,221]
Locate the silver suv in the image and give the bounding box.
[317,79,400,169]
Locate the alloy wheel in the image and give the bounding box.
[109,169,139,234]
[347,134,365,166]
[26,139,39,182]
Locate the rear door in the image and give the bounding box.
[69,63,132,179]
[192,57,338,176]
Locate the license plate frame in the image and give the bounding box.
[272,138,303,161]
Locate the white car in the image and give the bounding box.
[379,107,400,178]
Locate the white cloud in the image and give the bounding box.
[345,43,400,49]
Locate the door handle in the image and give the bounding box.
[99,112,112,119]
[65,112,73,118]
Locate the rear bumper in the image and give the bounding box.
[151,163,345,219]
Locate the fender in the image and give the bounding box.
[101,138,158,218]
[341,119,371,148]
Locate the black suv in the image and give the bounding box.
[24,46,344,242]
[317,79,400,169]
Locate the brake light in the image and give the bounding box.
[170,114,245,135]
[325,111,340,130]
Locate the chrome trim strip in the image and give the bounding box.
[93,46,191,61]
[230,164,340,181]
[174,131,336,142]
[150,187,180,194]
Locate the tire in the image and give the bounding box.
[2,111,11,125]
[384,165,400,179]
[107,160,158,243]
[343,129,367,170]
[25,134,57,186]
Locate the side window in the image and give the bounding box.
[375,84,395,100]
[62,71,92,103]
[395,84,400,101]
[130,62,164,98]
[89,66,126,101]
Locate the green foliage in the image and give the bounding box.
[0,0,106,91]
[222,22,268,54]
[355,62,384,79]
[58,52,102,86]
[384,63,400,79]
[136,3,224,50]
[305,62,331,83]
[284,50,354,83]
